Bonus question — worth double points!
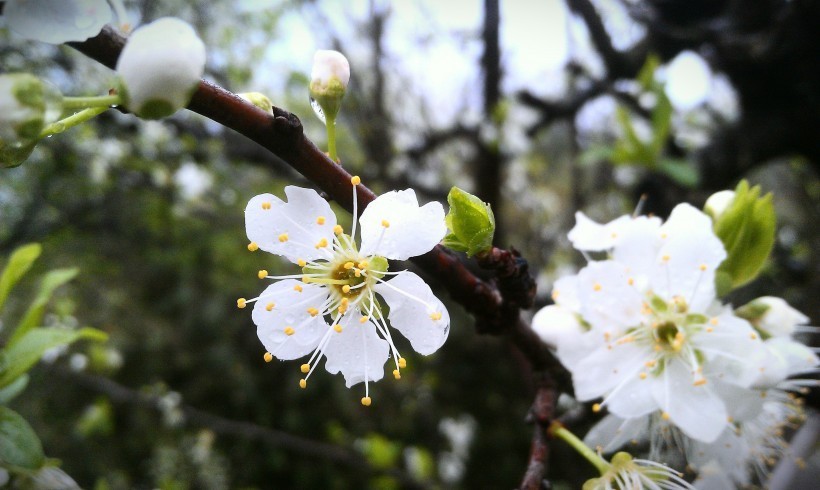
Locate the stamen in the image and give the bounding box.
[247,242,259,252]
[265,302,275,311]
[351,176,360,240]
[299,379,307,389]
[398,358,407,369]
[429,312,442,321]
[298,259,307,267]
[258,270,268,279]
[237,298,247,309]
[278,233,289,242]
[284,327,295,336]
[334,324,343,333]
[315,238,328,248]
[381,219,390,228]
[301,363,310,373]
[333,225,343,235]
[261,201,271,210]
[294,284,303,292]
[361,396,372,406]
[316,216,326,225]
[393,369,401,380]
[307,307,319,317]
[263,352,273,362]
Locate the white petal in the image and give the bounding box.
[551,274,581,312]
[755,337,819,385]
[605,375,658,419]
[311,50,350,88]
[755,296,810,337]
[691,461,740,490]
[252,280,329,360]
[374,271,449,355]
[531,305,592,367]
[694,313,765,388]
[567,212,619,251]
[5,0,111,44]
[610,215,663,278]
[583,414,650,454]
[323,314,389,387]
[245,187,338,264]
[651,358,727,442]
[575,260,644,333]
[571,340,648,401]
[116,17,206,118]
[359,189,446,260]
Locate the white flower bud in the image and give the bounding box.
[754,296,809,337]
[0,74,63,145]
[116,17,206,119]
[3,0,112,44]
[309,50,350,123]
[704,190,735,220]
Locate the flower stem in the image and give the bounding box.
[62,94,122,110]
[39,107,111,138]
[325,115,338,162]
[550,422,611,475]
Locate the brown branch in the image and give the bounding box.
[517,372,557,490]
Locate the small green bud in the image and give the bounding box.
[708,180,776,293]
[309,50,350,123]
[443,187,495,256]
[238,92,273,113]
[0,74,63,152]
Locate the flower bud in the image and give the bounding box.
[116,18,206,119]
[704,190,735,220]
[1,74,63,167]
[709,180,776,294]
[442,187,495,256]
[309,50,350,123]
[736,296,809,338]
[3,0,112,44]
[238,92,273,114]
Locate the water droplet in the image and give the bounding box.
[309,96,326,124]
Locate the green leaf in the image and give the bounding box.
[658,159,699,187]
[444,187,495,256]
[636,54,661,90]
[0,405,45,469]
[712,181,776,290]
[650,91,673,157]
[9,268,79,345]
[0,374,29,404]
[0,327,107,389]
[0,243,42,312]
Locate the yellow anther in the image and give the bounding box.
[429,312,442,321]
[357,317,368,324]
[381,219,390,228]
[351,176,361,186]
[265,302,275,311]
[750,333,758,340]
[315,238,328,248]
[247,242,259,252]
[340,298,349,306]
[344,261,355,269]
[710,317,719,325]
[551,290,560,300]
[301,275,311,283]
[645,360,657,368]
[261,201,272,210]
[611,232,618,238]
[661,411,670,421]
[358,260,368,269]
[726,416,734,423]
[300,363,310,373]
[298,259,307,267]
[342,285,351,293]
[338,304,348,314]
[258,270,268,279]
[699,263,708,271]
[354,269,362,277]
[393,369,401,380]
[661,233,668,239]
[639,372,647,380]
[237,298,247,309]
[294,284,303,292]
[316,216,326,225]
[333,225,343,235]
[334,325,343,333]
[662,254,671,262]
[592,403,602,413]
[263,352,273,363]
[693,378,707,386]
[593,283,602,292]
[360,396,372,406]
[299,379,307,389]
[398,358,407,369]
[284,327,295,336]
[278,233,289,242]
[627,278,634,286]
[706,327,714,333]
[307,307,319,317]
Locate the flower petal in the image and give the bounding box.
[567,212,623,251]
[694,312,765,388]
[583,414,650,454]
[374,271,449,355]
[531,305,591,367]
[245,186,338,264]
[571,340,648,401]
[651,358,728,442]
[575,260,644,333]
[323,314,389,388]
[5,0,112,44]
[359,189,446,261]
[610,216,663,278]
[252,280,329,360]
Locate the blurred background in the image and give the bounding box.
[1,0,818,488]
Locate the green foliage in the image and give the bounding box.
[711,180,776,294]
[443,187,496,256]
[0,243,42,310]
[0,405,44,470]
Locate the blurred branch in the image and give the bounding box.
[60,369,428,489]
[518,373,557,490]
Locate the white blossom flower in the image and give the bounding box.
[311,50,350,93]
[240,178,449,405]
[584,452,693,490]
[3,0,112,44]
[703,190,735,220]
[536,204,769,443]
[116,17,206,119]
[750,296,810,338]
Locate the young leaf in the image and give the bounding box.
[443,187,495,256]
[9,268,79,345]
[0,405,45,469]
[0,327,107,389]
[0,374,29,404]
[0,243,42,311]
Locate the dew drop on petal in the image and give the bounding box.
[309,96,326,124]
